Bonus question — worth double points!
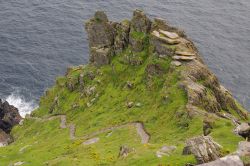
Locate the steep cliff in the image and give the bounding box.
[0,10,249,166]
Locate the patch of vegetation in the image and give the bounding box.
[0,43,245,166]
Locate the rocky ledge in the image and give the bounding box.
[0,99,22,147]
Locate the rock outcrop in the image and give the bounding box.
[85,11,115,66]
[235,122,250,140]
[0,99,21,146]
[183,136,222,164]
[197,155,244,166]
[236,141,250,157]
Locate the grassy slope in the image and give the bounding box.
[0,34,244,166]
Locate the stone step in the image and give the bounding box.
[159,30,179,39]
[151,31,180,45]
[175,51,196,56]
[172,55,196,61]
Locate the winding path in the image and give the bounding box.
[26,115,150,144]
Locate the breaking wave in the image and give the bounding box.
[5,92,38,118]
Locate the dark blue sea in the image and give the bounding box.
[0,0,250,116]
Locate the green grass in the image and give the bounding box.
[0,45,246,166]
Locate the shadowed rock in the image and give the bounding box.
[118,145,134,158]
[235,123,250,140]
[0,99,21,146]
[85,11,115,66]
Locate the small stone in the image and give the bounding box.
[19,119,24,126]
[85,86,96,96]
[159,30,179,39]
[14,161,25,166]
[126,81,133,89]
[86,102,92,108]
[127,102,134,108]
[90,98,96,103]
[19,145,32,153]
[172,55,196,61]
[171,61,182,66]
[118,145,135,158]
[83,137,99,145]
[72,103,79,109]
[135,103,142,107]
[106,131,113,137]
[159,54,168,59]
[156,145,176,158]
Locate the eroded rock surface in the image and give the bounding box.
[183,136,222,164]
[85,11,115,66]
[235,123,250,140]
[197,155,244,166]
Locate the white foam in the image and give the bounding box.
[5,93,37,118]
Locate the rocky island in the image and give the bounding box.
[0,10,250,166]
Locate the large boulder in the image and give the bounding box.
[237,141,250,157]
[235,123,250,140]
[183,136,222,164]
[197,155,244,166]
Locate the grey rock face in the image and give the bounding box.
[156,145,176,158]
[235,123,250,139]
[85,11,114,48]
[114,20,130,54]
[90,47,113,66]
[85,11,115,66]
[183,136,222,164]
[0,99,21,146]
[130,9,151,33]
[0,129,12,147]
[237,141,250,156]
[197,155,244,166]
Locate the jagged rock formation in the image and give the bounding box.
[183,136,222,164]
[0,99,21,146]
